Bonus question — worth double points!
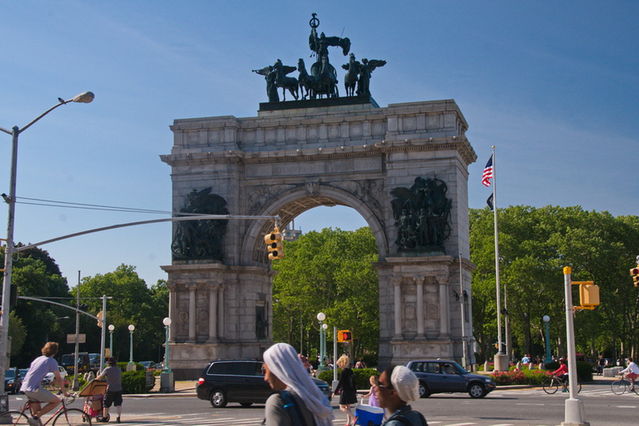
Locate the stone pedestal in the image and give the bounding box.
[493,353,509,371]
[160,371,175,393]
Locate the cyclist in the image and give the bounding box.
[19,342,69,426]
[551,358,569,392]
[620,358,639,391]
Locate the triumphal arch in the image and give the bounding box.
[161,14,477,379]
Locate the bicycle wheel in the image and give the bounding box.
[52,408,92,426]
[0,410,29,425]
[611,379,627,395]
[543,377,559,394]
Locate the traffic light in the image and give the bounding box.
[631,267,639,287]
[96,311,103,328]
[264,226,284,260]
[337,330,352,342]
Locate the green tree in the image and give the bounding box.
[470,206,639,362]
[76,265,166,362]
[272,227,378,362]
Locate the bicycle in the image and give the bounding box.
[542,375,582,394]
[0,393,91,425]
[611,376,639,395]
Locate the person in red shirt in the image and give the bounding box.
[552,359,569,391]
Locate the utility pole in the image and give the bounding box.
[73,271,81,390]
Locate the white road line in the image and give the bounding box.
[616,405,637,408]
[442,423,477,426]
[515,402,545,406]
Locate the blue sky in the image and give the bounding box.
[1,1,637,286]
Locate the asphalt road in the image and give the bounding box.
[8,381,639,425]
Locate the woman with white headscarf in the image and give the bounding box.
[263,342,334,426]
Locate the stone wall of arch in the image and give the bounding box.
[161,99,477,378]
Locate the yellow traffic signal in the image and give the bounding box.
[264,227,284,260]
[572,281,600,310]
[630,267,639,287]
[337,330,352,342]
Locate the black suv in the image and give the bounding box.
[196,360,331,408]
[406,359,496,398]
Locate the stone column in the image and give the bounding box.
[393,277,402,339]
[208,284,218,341]
[167,282,177,342]
[187,283,197,342]
[416,277,425,339]
[217,285,225,339]
[439,282,449,336]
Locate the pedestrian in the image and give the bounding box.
[335,354,358,426]
[95,357,123,423]
[355,359,367,369]
[361,375,380,407]
[20,342,69,426]
[373,365,427,425]
[262,342,333,426]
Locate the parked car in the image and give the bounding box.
[60,352,91,374]
[196,360,331,408]
[406,359,496,398]
[42,366,68,386]
[4,368,21,394]
[139,361,156,370]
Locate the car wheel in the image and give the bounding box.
[418,383,430,398]
[209,389,228,408]
[240,402,252,407]
[468,383,485,398]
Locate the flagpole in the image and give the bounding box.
[491,145,506,370]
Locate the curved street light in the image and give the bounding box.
[0,92,94,413]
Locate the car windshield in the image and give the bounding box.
[19,369,28,378]
[5,370,15,379]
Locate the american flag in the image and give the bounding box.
[482,155,494,187]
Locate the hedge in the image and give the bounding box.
[317,368,378,389]
[490,361,593,385]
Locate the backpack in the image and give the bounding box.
[279,390,308,426]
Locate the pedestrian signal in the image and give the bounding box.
[96,311,104,328]
[337,330,352,342]
[264,227,284,260]
[630,267,639,287]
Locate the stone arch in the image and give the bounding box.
[161,99,478,377]
[240,184,388,264]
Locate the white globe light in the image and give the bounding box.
[543,315,550,322]
[128,324,135,332]
[163,317,172,326]
[108,324,115,332]
[322,323,328,330]
[317,312,326,321]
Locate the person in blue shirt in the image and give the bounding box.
[20,342,68,426]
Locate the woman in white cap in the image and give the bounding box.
[262,342,334,426]
[373,365,428,425]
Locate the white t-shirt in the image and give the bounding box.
[621,362,639,375]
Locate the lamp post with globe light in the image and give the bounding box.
[0,91,94,416]
[317,312,327,371]
[127,324,135,371]
[108,324,115,358]
[543,315,552,364]
[160,317,174,392]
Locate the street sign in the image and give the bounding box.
[67,333,86,344]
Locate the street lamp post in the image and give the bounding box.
[160,317,174,393]
[127,324,135,371]
[0,92,94,416]
[543,315,551,364]
[317,312,326,371]
[108,324,115,358]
